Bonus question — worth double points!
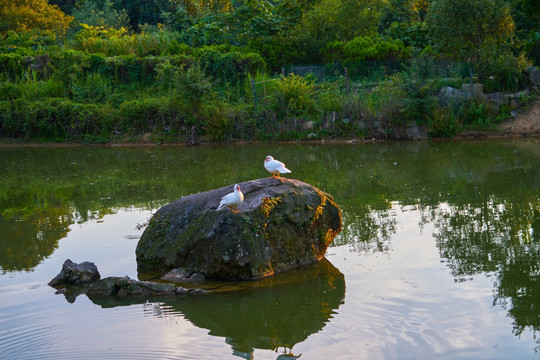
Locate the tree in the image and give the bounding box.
[71,0,130,30]
[178,0,233,16]
[114,0,178,30]
[379,0,422,31]
[425,0,515,79]
[0,0,73,36]
[293,0,385,62]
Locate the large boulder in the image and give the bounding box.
[136,178,342,281]
[527,66,540,88]
[439,85,470,106]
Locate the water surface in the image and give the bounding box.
[1,140,539,359]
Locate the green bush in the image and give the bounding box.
[174,63,214,111]
[456,100,499,129]
[317,82,344,114]
[398,59,440,125]
[72,73,110,103]
[323,41,345,63]
[70,25,187,56]
[154,60,177,90]
[428,107,461,138]
[0,82,22,100]
[247,36,302,72]
[20,77,66,100]
[0,98,117,142]
[194,45,266,84]
[272,74,316,119]
[118,98,165,134]
[203,99,234,141]
[0,53,26,81]
[484,51,528,92]
[343,35,411,62]
[117,96,190,136]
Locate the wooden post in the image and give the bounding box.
[468,66,474,99]
[281,67,285,77]
[251,79,257,111]
[345,67,349,94]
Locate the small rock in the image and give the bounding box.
[302,121,314,130]
[48,259,100,287]
[189,288,210,296]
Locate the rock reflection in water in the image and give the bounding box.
[86,258,345,358]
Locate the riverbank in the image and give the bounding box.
[456,96,540,139]
[1,96,539,147]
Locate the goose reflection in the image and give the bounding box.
[87,258,345,358]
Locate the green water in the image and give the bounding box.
[0,140,539,359]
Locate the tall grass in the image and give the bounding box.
[70,27,188,56]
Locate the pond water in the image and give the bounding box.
[0,140,539,360]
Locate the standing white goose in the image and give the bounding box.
[264,155,292,178]
[217,184,244,213]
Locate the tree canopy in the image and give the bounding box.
[426,0,515,61]
[0,0,73,36]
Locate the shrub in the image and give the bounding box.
[118,98,165,134]
[323,41,345,63]
[154,59,177,90]
[0,53,26,81]
[484,51,528,92]
[272,74,316,119]
[174,63,214,112]
[71,73,110,103]
[456,100,498,129]
[0,82,22,100]
[194,45,266,84]
[203,99,234,141]
[398,58,440,125]
[117,96,191,136]
[0,98,116,142]
[343,35,411,62]
[247,36,302,71]
[428,107,461,138]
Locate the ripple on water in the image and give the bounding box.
[0,296,207,360]
[319,297,455,359]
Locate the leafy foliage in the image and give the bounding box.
[0,0,73,36]
[71,0,129,29]
[292,0,384,62]
[426,0,516,80]
[342,35,411,62]
[272,74,316,119]
[0,0,537,143]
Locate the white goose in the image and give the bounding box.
[264,155,292,178]
[217,184,244,213]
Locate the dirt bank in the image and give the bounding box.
[454,95,540,140]
[498,98,540,135]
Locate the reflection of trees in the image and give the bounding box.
[0,205,70,272]
[304,139,540,351]
[86,258,345,358]
[2,139,540,354]
[335,207,396,253]
[429,195,540,349]
[0,147,247,272]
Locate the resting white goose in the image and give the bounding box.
[217,184,244,213]
[264,155,291,178]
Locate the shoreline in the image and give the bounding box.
[1,133,539,148]
[2,98,539,147]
